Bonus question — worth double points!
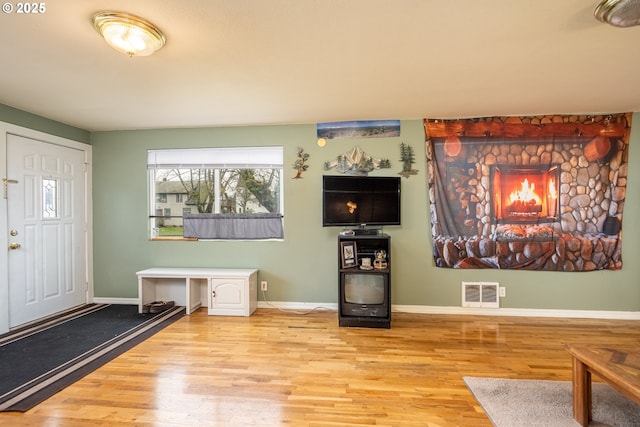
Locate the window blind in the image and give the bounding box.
[147,146,283,169]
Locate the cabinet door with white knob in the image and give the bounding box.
[208,273,256,316]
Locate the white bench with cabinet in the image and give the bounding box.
[136,267,258,316]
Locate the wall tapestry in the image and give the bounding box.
[424,113,631,271]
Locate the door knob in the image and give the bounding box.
[9,243,21,250]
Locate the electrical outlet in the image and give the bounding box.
[261,281,268,291]
[499,287,506,298]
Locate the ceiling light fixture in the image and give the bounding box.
[92,11,166,57]
[594,0,640,27]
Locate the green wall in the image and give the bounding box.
[91,117,640,312]
[0,104,90,144]
[2,102,638,312]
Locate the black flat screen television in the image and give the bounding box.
[322,175,401,227]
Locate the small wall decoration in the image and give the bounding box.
[323,146,390,176]
[317,120,400,140]
[398,142,418,178]
[292,147,309,179]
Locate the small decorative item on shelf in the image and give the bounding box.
[360,257,373,270]
[292,147,309,179]
[374,249,388,269]
[340,241,358,268]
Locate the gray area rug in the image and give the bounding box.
[464,376,640,427]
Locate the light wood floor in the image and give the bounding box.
[2,308,639,426]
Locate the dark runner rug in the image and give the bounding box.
[0,303,184,412]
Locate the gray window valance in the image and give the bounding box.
[183,213,284,240]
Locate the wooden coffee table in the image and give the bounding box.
[565,344,640,426]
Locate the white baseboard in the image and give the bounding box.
[258,301,640,320]
[258,301,338,311]
[96,298,640,320]
[392,305,640,320]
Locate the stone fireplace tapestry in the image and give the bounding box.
[424,113,631,271]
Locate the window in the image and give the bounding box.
[148,147,284,240]
[42,178,58,219]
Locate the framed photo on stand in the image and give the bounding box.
[340,241,357,268]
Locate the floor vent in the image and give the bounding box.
[462,282,499,308]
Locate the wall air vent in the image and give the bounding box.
[462,282,499,308]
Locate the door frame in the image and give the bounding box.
[0,121,93,334]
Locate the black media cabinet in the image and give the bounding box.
[338,233,391,328]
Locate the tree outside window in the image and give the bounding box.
[148,147,283,239]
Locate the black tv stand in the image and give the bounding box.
[337,233,391,329]
[353,228,380,236]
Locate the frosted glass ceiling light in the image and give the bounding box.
[92,11,166,57]
[594,0,640,27]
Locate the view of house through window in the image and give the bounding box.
[148,147,284,240]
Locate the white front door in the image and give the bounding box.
[7,134,88,327]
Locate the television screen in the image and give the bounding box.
[344,274,385,304]
[322,176,401,227]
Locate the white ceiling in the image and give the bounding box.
[0,0,638,132]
